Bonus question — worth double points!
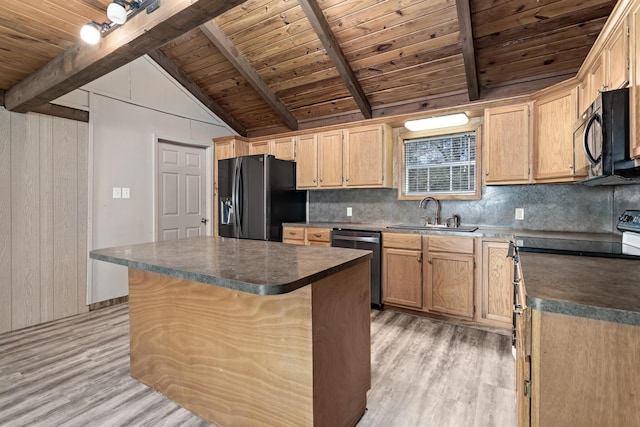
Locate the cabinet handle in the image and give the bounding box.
[417,253,423,263]
[485,171,489,176]
[313,178,317,183]
[427,258,432,264]
[313,233,321,238]
[346,177,349,182]
[569,164,574,169]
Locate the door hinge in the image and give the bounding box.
[524,380,531,398]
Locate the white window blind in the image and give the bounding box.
[404,132,476,195]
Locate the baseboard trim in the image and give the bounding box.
[89,296,129,311]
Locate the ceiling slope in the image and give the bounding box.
[0,0,618,136]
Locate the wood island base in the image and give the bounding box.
[127,261,371,427]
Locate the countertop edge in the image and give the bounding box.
[90,250,371,296]
[527,296,640,327]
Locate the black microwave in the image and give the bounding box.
[575,88,640,186]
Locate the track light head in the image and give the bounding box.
[107,1,128,25]
[80,22,102,44]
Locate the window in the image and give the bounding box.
[400,127,481,200]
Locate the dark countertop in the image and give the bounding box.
[90,236,371,296]
[283,221,621,242]
[519,252,640,326]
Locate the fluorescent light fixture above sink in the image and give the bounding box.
[404,113,469,131]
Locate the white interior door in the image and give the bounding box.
[158,142,207,241]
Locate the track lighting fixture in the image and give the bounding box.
[80,0,159,44]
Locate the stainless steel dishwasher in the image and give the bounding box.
[331,229,382,309]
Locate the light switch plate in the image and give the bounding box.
[515,208,524,221]
[346,207,352,217]
[122,187,130,199]
[112,187,122,199]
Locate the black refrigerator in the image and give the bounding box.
[218,154,306,241]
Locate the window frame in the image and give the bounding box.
[397,121,483,201]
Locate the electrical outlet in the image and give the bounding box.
[515,208,524,221]
[346,207,352,217]
[112,187,122,199]
[122,187,130,199]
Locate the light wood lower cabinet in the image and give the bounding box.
[306,228,331,246]
[480,240,513,327]
[282,226,331,246]
[282,226,306,245]
[382,233,423,309]
[424,235,475,319]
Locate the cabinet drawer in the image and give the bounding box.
[282,227,305,241]
[428,236,474,254]
[383,233,422,250]
[307,228,331,242]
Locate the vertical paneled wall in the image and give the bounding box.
[0,108,88,333]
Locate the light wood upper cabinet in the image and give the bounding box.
[631,3,640,158]
[317,129,344,188]
[248,140,271,155]
[382,233,423,309]
[484,103,531,184]
[605,18,630,92]
[344,124,393,187]
[295,124,393,190]
[581,18,629,115]
[296,133,319,189]
[479,240,513,327]
[424,235,475,319]
[533,86,585,182]
[272,136,295,161]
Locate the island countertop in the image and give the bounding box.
[90,236,371,295]
[519,252,640,326]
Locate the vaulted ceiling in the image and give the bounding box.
[0,0,617,137]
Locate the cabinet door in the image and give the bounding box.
[215,140,236,161]
[383,248,423,309]
[534,88,580,181]
[296,134,318,189]
[605,20,629,90]
[587,54,605,104]
[631,4,640,159]
[484,104,531,184]
[425,253,474,318]
[343,125,385,187]
[481,241,512,326]
[249,140,271,155]
[317,130,344,188]
[273,137,295,160]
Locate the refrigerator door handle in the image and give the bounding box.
[235,157,243,236]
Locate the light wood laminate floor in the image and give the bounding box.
[0,304,515,426]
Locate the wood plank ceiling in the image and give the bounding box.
[0,0,617,137]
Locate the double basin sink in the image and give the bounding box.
[386,224,479,233]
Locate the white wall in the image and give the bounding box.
[55,56,236,304]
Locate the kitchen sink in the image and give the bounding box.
[386,224,478,232]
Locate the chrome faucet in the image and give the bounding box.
[418,196,441,225]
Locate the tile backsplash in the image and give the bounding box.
[308,184,640,234]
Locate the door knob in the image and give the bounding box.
[201,218,208,224]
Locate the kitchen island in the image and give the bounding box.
[516,252,640,426]
[90,236,372,427]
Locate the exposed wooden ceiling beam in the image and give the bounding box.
[298,0,372,120]
[456,0,480,101]
[199,21,299,131]
[4,0,245,113]
[147,50,247,136]
[33,104,89,123]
